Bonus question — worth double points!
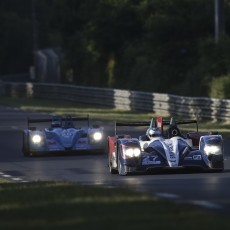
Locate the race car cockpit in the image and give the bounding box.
[63,115,75,129]
[51,116,62,128]
[146,127,162,140]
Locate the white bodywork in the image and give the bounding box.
[140,136,193,167]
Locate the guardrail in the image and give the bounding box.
[1,81,230,121]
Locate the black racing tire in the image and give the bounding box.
[108,143,117,174]
[118,155,128,176]
[109,162,117,174]
[22,133,30,157]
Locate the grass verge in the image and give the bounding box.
[0,178,11,183]
[0,96,156,122]
[0,181,228,230]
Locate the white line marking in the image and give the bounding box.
[0,171,29,183]
[189,200,223,210]
[155,193,223,211]
[12,178,23,181]
[2,174,12,178]
[155,193,180,199]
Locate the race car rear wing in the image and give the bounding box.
[27,115,90,128]
[163,119,198,132]
[114,117,198,137]
[115,121,150,136]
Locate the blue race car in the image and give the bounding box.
[108,116,224,175]
[22,115,104,156]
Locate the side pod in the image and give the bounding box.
[107,136,117,174]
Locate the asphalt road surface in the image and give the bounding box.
[0,105,230,215]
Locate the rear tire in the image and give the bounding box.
[22,133,30,157]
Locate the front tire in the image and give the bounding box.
[109,157,117,174]
[108,141,117,174]
[108,152,117,174]
[109,162,117,174]
[118,156,128,176]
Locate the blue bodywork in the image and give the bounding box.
[109,118,224,176]
[22,115,104,156]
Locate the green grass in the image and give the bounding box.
[0,181,228,230]
[0,96,156,122]
[0,178,11,183]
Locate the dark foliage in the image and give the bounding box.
[0,0,230,97]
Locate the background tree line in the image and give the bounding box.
[0,0,230,98]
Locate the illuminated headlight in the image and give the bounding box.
[32,134,42,144]
[93,132,102,141]
[124,148,141,157]
[204,145,222,155]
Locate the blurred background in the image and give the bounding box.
[0,0,229,99]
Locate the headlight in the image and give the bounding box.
[93,132,102,141]
[124,148,141,157]
[204,145,222,155]
[32,134,42,144]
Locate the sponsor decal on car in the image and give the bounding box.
[47,139,56,145]
[193,155,202,160]
[142,155,161,165]
[184,156,193,160]
[61,130,74,137]
[167,152,177,163]
[184,155,202,160]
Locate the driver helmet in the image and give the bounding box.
[51,117,62,128]
[146,127,161,139]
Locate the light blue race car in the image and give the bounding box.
[22,115,104,156]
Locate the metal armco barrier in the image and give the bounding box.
[1,82,230,121]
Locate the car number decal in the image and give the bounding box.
[142,155,161,165]
[193,155,202,160]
